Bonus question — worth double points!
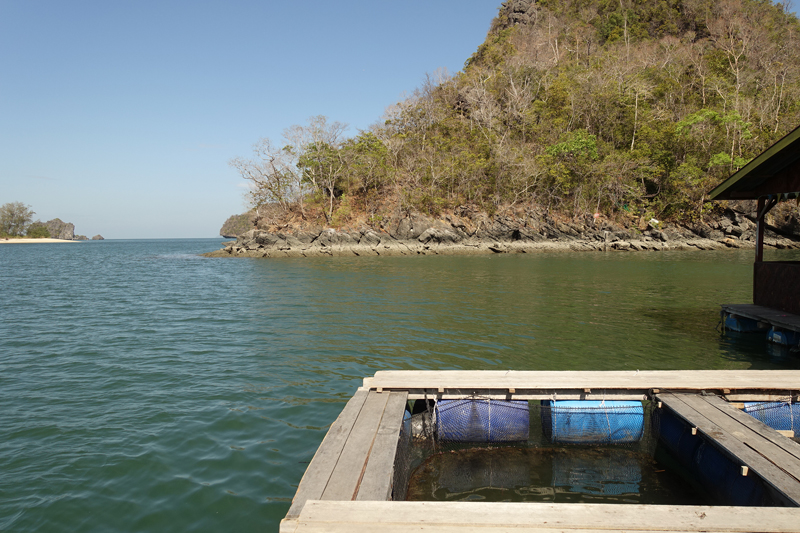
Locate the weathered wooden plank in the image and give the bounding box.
[295,501,800,532]
[722,304,800,332]
[356,391,408,501]
[370,370,800,392]
[285,388,369,520]
[279,518,298,533]
[676,394,800,481]
[295,526,786,533]
[405,390,647,401]
[658,392,800,504]
[726,393,795,402]
[701,395,800,463]
[321,390,390,501]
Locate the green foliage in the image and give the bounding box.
[465,27,516,69]
[0,202,35,236]
[330,194,352,226]
[26,223,50,238]
[546,130,600,161]
[234,0,800,227]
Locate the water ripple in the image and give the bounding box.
[2,241,799,532]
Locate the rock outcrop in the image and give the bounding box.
[204,208,800,259]
[43,219,75,240]
[91,235,104,240]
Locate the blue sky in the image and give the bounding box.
[1,0,797,239]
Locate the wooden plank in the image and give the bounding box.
[285,388,369,520]
[676,394,800,473]
[279,518,298,533]
[406,390,647,401]
[676,394,800,481]
[701,395,800,463]
[295,526,789,533]
[658,392,800,504]
[726,393,794,401]
[295,501,800,532]
[721,304,800,332]
[321,391,390,501]
[370,370,800,392]
[356,391,408,501]
[295,526,790,533]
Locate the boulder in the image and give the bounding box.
[359,230,382,247]
[44,218,75,240]
[418,227,462,245]
[316,228,356,246]
[255,232,280,246]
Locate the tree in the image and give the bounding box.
[0,202,35,236]
[289,115,348,222]
[231,116,348,222]
[26,223,51,238]
[229,138,299,216]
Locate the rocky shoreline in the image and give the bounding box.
[204,208,800,258]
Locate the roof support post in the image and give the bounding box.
[755,195,779,263]
[756,197,766,263]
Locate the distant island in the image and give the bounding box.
[0,202,103,242]
[212,0,800,258]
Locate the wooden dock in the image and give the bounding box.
[281,370,800,533]
[657,392,800,506]
[721,303,800,334]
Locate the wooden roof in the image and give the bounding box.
[709,124,800,200]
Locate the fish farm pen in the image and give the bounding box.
[281,370,800,532]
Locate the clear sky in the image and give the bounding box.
[1,0,797,239]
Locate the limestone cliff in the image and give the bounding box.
[43,219,75,240]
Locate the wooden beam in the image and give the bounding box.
[404,390,646,401]
[657,392,800,504]
[295,501,800,532]
[369,370,800,393]
[757,196,766,263]
[356,391,408,501]
[321,391,390,501]
[701,395,800,462]
[285,389,369,520]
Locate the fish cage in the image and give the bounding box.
[744,398,800,437]
[391,396,783,507]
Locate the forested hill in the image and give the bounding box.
[232,0,800,232]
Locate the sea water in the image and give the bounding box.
[1,239,798,532]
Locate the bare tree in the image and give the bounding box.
[229,138,301,218]
[230,116,348,221]
[290,115,348,221]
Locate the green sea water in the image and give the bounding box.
[1,239,798,532]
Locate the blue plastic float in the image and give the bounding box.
[744,401,800,436]
[766,327,800,346]
[723,314,765,333]
[435,399,529,442]
[541,400,644,444]
[657,409,768,506]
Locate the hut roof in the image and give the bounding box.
[709,125,800,201]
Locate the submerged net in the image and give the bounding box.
[392,395,788,506]
[743,398,799,437]
[392,397,670,504]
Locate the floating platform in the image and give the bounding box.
[721,304,800,344]
[281,370,800,532]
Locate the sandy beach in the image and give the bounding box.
[0,238,80,244]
